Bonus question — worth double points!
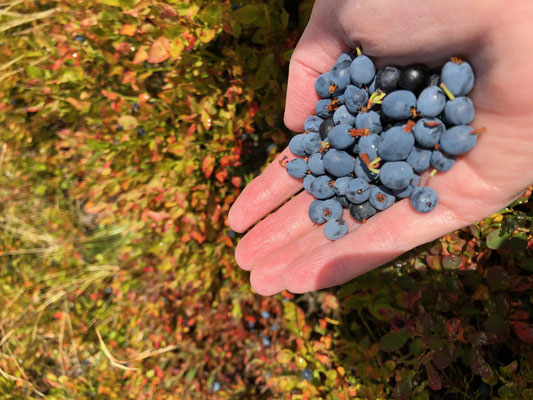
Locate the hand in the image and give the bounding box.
[228,0,533,295]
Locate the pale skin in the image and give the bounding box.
[228,0,533,296]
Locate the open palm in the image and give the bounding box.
[228,0,533,295]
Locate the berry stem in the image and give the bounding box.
[439,82,455,101]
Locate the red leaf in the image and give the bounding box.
[511,321,533,344]
[426,362,442,391]
[202,155,215,178]
[148,37,170,64]
[510,310,529,320]
[146,210,170,222]
[231,176,242,188]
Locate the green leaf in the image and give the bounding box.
[233,4,265,25]
[379,328,409,352]
[25,65,42,78]
[486,229,510,249]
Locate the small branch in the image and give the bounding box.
[95,327,138,371]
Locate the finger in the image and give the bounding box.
[279,152,515,294]
[249,208,359,296]
[284,2,349,132]
[228,147,302,233]
[235,190,315,271]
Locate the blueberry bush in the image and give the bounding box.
[0,1,531,399]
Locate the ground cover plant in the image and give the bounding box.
[0,0,532,399]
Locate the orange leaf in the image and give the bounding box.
[215,168,228,183]
[133,46,149,64]
[120,24,137,36]
[202,155,215,178]
[101,89,119,100]
[148,37,170,64]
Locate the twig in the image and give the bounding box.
[0,7,57,33]
[133,345,180,361]
[95,327,138,371]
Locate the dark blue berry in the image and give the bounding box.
[410,186,439,213]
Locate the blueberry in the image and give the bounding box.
[286,158,308,179]
[354,156,379,183]
[381,90,417,120]
[319,118,335,140]
[333,176,353,196]
[302,132,322,154]
[321,198,343,221]
[333,105,356,127]
[323,149,355,177]
[328,124,355,150]
[349,201,377,222]
[212,381,221,392]
[378,126,415,161]
[303,174,316,193]
[368,77,376,93]
[350,55,376,87]
[444,97,475,125]
[137,127,146,137]
[410,186,439,213]
[431,149,456,172]
[344,85,369,114]
[413,118,445,148]
[289,134,308,157]
[345,178,370,204]
[441,59,475,96]
[375,66,400,93]
[132,102,140,112]
[393,174,420,199]
[309,199,326,224]
[406,146,432,173]
[315,72,332,98]
[398,64,428,94]
[439,125,477,155]
[310,176,335,199]
[355,133,382,160]
[304,115,323,133]
[315,99,334,118]
[335,195,350,207]
[369,185,396,211]
[74,34,86,42]
[324,218,349,240]
[308,152,326,175]
[336,52,353,64]
[379,161,414,190]
[330,59,352,92]
[417,86,446,118]
[355,110,382,135]
[117,124,123,131]
[301,368,313,381]
[262,337,271,347]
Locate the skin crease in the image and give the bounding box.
[228,0,533,295]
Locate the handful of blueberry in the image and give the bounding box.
[285,49,481,240]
